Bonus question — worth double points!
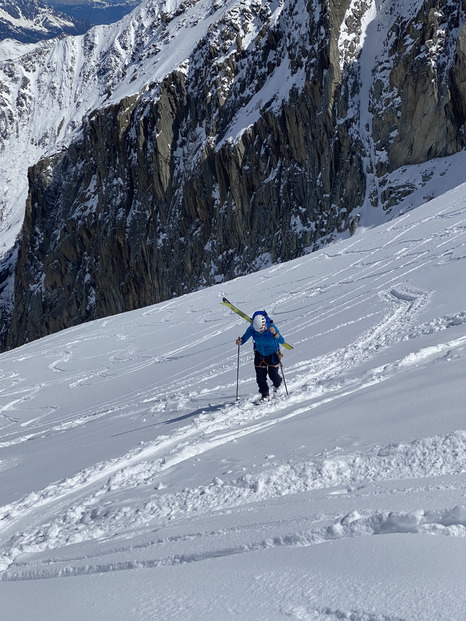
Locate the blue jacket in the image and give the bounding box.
[240,325,284,356]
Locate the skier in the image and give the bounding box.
[236,311,285,400]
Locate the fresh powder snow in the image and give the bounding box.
[0,173,466,618]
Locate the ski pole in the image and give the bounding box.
[280,361,289,396]
[236,343,240,401]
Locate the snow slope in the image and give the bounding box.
[0,179,466,618]
[48,1,139,26]
[0,0,89,43]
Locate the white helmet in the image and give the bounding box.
[253,314,267,332]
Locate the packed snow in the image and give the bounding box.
[1,173,466,618]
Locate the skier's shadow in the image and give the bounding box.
[164,401,229,424]
[110,401,231,438]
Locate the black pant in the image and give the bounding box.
[254,350,282,397]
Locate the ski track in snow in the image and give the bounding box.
[1,194,466,588]
[1,427,466,580]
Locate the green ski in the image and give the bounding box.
[221,297,293,350]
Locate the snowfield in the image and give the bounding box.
[0,177,466,619]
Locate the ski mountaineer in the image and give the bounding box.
[236,311,285,401]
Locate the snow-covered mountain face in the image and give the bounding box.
[47,0,140,26]
[0,0,90,42]
[0,0,466,350]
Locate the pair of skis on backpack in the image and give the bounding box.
[222,297,292,400]
[221,297,293,350]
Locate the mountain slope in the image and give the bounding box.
[0,180,466,618]
[47,0,140,26]
[0,0,90,42]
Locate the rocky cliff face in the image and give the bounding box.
[1,0,466,349]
